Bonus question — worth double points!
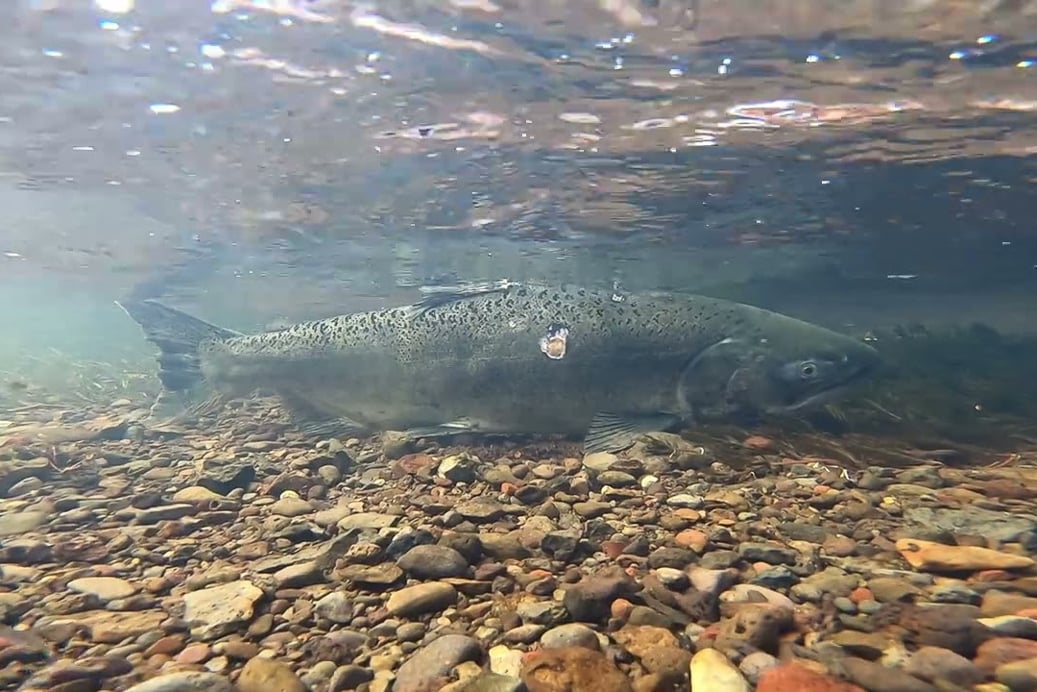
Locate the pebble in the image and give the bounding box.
[13,412,1037,692]
[757,663,865,692]
[896,538,1035,572]
[386,582,458,617]
[238,656,307,692]
[690,647,750,692]
[181,580,263,640]
[397,544,469,579]
[123,671,236,692]
[540,623,600,650]
[394,634,482,692]
[67,576,136,601]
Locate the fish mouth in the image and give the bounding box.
[765,349,880,415]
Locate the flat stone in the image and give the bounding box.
[397,545,469,579]
[386,582,458,617]
[903,506,1037,542]
[67,577,136,601]
[979,616,1037,638]
[582,452,619,473]
[35,609,166,644]
[842,657,937,691]
[905,646,985,687]
[182,580,263,640]
[269,496,313,518]
[123,672,236,692]
[738,542,797,565]
[337,512,399,530]
[455,499,506,522]
[896,538,1034,572]
[0,511,48,536]
[338,563,404,587]
[395,634,482,692]
[758,663,864,692]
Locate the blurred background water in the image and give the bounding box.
[2,0,1037,445]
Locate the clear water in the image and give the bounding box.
[2,0,1037,450]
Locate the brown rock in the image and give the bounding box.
[522,646,633,692]
[975,637,1037,672]
[980,591,1037,618]
[176,643,211,664]
[714,604,792,655]
[238,656,306,692]
[904,646,985,687]
[841,657,937,692]
[143,635,185,657]
[35,609,166,644]
[612,625,691,678]
[897,604,991,657]
[896,538,1034,572]
[758,663,865,692]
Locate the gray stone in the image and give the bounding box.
[394,634,482,692]
[397,545,469,579]
[315,592,354,624]
[903,506,1037,542]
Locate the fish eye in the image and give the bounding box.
[800,361,818,378]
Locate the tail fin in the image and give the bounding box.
[117,299,242,420]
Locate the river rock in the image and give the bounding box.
[895,538,1034,572]
[690,648,750,692]
[67,576,136,601]
[386,582,458,617]
[758,663,864,692]
[395,634,483,692]
[522,646,633,692]
[238,656,306,692]
[397,544,469,579]
[123,671,236,692]
[182,580,263,640]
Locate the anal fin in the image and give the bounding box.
[584,412,679,454]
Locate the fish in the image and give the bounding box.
[117,281,880,453]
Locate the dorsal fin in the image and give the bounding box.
[405,279,519,317]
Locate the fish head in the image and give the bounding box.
[681,311,880,419]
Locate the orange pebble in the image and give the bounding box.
[611,598,634,620]
[849,587,874,604]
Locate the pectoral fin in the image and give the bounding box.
[279,391,369,440]
[584,412,680,454]
[297,418,369,440]
[403,418,482,439]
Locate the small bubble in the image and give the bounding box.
[806,54,820,63]
[977,34,998,44]
[99,20,119,30]
[42,49,63,58]
[669,67,684,77]
[149,103,180,114]
[201,44,225,59]
[1018,60,1034,68]
[949,50,966,60]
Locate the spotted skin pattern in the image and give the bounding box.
[174,283,878,438]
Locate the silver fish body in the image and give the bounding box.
[119,282,880,452]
